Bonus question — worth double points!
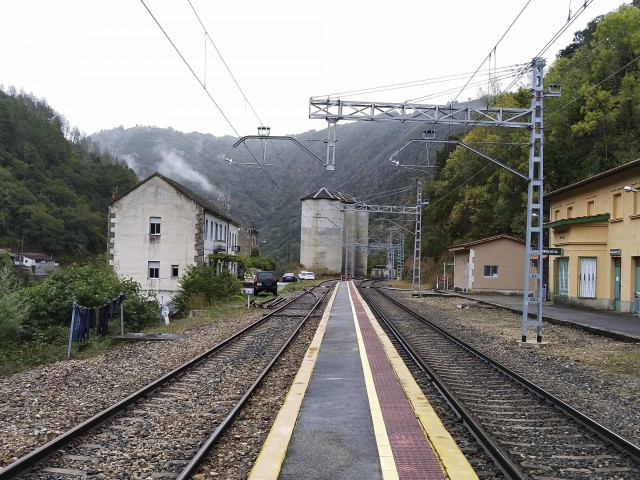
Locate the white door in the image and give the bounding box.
[579,257,597,298]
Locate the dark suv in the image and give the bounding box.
[254,271,278,295]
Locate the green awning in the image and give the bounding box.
[544,213,610,229]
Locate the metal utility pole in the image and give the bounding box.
[397,234,405,280]
[386,232,394,280]
[344,228,349,278]
[412,181,423,296]
[522,59,548,343]
[310,58,560,342]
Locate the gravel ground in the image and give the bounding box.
[0,309,263,468]
[390,291,640,447]
[4,288,638,478]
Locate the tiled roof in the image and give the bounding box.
[547,158,640,196]
[21,252,53,261]
[110,172,240,226]
[300,187,356,203]
[448,234,525,251]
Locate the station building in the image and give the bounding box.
[546,159,640,313]
[299,187,369,277]
[448,234,535,295]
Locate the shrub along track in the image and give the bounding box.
[359,284,640,480]
[0,281,336,480]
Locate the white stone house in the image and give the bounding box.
[16,252,58,275]
[108,172,243,304]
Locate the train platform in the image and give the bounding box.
[459,293,640,342]
[248,281,476,480]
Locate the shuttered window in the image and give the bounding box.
[579,257,597,298]
[556,257,569,297]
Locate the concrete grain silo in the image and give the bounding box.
[300,188,367,276]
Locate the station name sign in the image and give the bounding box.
[542,248,563,255]
[610,248,621,256]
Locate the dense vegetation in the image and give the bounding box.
[87,7,640,274]
[422,4,640,256]
[0,88,138,260]
[0,255,160,375]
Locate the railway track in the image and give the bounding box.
[358,283,640,480]
[0,281,336,480]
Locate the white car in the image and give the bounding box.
[298,271,316,280]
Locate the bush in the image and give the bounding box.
[19,261,159,340]
[174,265,241,316]
[0,265,28,347]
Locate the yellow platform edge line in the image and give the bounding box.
[248,283,339,480]
[352,286,479,480]
[347,283,400,480]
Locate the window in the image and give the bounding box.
[148,261,160,279]
[483,265,499,277]
[150,217,161,235]
[579,257,597,298]
[205,219,208,239]
[613,192,622,219]
[171,265,179,277]
[566,206,573,219]
[554,208,560,221]
[586,199,595,216]
[556,257,569,297]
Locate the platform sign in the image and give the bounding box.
[542,248,563,255]
[243,287,253,309]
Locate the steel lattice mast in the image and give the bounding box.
[309,58,560,342]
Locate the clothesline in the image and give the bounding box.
[67,293,125,358]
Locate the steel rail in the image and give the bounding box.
[0,286,332,480]
[357,286,527,480]
[363,287,640,468]
[177,282,335,478]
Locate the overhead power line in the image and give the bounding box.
[139,0,240,137]
[186,0,265,128]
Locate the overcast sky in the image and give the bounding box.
[0,0,628,138]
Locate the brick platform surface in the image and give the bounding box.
[349,283,446,480]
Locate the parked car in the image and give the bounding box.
[254,271,278,295]
[282,272,297,283]
[298,271,316,280]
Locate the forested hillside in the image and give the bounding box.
[92,5,640,270]
[0,89,138,260]
[4,4,639,272]
[91,119,468,268]
[422,4,640,260]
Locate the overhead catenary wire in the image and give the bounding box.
[316,64,529,100]
[139,0,240,137]
[186,0,265,128]
[406,0,532,106]
[413,0,598,186]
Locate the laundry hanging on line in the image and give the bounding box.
[70,294,125,343]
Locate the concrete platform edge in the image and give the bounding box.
[453,294,640,343]
[347,284,399,480]
[248,283,339,480]
[352,286,479,480]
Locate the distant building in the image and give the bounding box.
[448,234,536,295]
[16,252,58,275]
[238,225,258,257]
[547,159,640,312]
[299,187,369,277]
[370,264,389,279]
[108,172,245,304]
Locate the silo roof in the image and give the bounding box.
[300,187,356,203]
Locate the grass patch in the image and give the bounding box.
[599,351,640,377]
[0,297,252,378]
